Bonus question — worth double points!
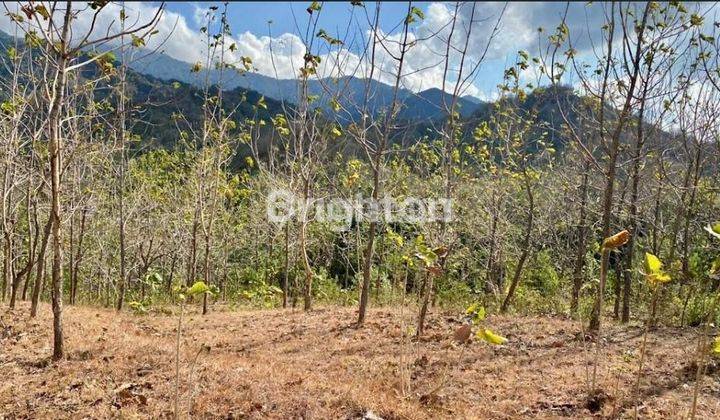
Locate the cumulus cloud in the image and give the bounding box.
[1,1,711,101]
[0,1,501,97]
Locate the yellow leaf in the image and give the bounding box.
[644,252,663,274]
[647,272,671,285]
[476,329,507,345]
[712,336,720,356]
[465,303,479,315]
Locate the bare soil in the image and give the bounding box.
[1,302,718,419]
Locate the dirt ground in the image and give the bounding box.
[0,302,718,419]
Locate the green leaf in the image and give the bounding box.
[34,5,50,20]
[146,272,163,284]
[690,14,704,27]
[1,101,16,115]
[411,6,424,20]
[131,34,145,48]
[257,96,267,110]
[705,222,720,240]
[241,56,252,71]
[7,13,24,23]
[414,248,438,267]
[700,34,715,43]
[24,31,42,48]
[330,97,341,112]
[710,257,720,276]
[477,329,507,345]
[307,1,321,14]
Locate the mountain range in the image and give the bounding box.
[0,30,583,156]
[127,48,486,121]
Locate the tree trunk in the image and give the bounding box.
[501,176,534,313]
[571,162,590,314]
[588,2,648,333]
[358,219,376,325]
[299,180,313,312]
[282,222,289,308]
[30,217,53,318]
[416,271,432,336]
[48,6,72,359]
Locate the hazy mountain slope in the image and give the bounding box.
[127,49,484,121]
[0,30,284,150]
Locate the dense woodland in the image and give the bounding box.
[1,1,720,418]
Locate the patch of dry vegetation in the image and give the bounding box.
[1,303,718,419]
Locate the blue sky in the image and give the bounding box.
[1,2,713,102]
[166,2,431,38]
[159,1,511,99]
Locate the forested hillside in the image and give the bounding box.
[0,2,719,419]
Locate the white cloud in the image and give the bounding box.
[191,4,207,28]
[2,1,709,102]
[0,1,494,96]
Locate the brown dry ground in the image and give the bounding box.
[0,302,719,419]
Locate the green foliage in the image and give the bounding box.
[682,295,718,327]
[316,269,358,306]
[128,300,150,315]
[186,281,212,297]
[511,286,567,316]
[525,250,560,297]
[405,6,424,24]
[306,1,321,14]
[705,222,720,240]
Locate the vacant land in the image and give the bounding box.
[1,303,718,419]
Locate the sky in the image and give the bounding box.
[146,1,574,100]
[0,2,716,102]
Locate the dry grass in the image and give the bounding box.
[1,301,719,419]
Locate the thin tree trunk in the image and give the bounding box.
[588,3,648,332]
[30,217,52,318]
[282,222,289,308]
[501,176,534,313]
[48,4,72,360]
[571,161,590,314]
[300,179,313,311]
[416,271,432,336]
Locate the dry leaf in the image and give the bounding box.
[453,324,472,344]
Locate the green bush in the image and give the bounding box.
[315,267,357,306]
[525,250,560,296]
[682,293,719,327]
